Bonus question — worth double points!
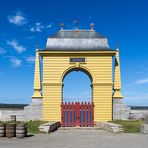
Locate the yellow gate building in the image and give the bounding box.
[32,25,123,122]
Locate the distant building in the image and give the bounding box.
[0,104,26,121]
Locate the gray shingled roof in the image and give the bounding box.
[50,30,105,38]
[44,30,111,51]
[0,104,28,109]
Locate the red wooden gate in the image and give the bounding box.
[61,102,94,127]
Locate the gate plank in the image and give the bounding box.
[61,102,94,127]
[72,102,74,126]
[68,102,70,126]
[83,102,85,127]
[88,102,90,126]
[92,102,94,127]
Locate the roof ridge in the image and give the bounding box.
[59,29,95,32]
[49,30,105,38]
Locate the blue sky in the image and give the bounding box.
[0,0,148,106]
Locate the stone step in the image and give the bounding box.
[38,122,61,133]
[59,127,124,132]
[38,122,51,133]
[59,127,101,130]
[140,123,148,134]
[95,122,124,133]
[39,122,124,133]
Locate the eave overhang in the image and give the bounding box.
[39,50,116,57]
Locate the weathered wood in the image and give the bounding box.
[48,122,61,133]
[6,123,16,138]
[61,102,94,127]
[0,123,6,137]
[16,123,27,138]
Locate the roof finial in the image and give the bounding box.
[73,20,79,30]
[36,42,39,49]
[115,43,120,51]
[90,23,95,31]
[60,22,64,30]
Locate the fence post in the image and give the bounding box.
[61,102,63,126]
[92,102,94,126]
[88,102,90,126]
[68,102,70,126]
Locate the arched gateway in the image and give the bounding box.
[32,26,124,126]
[62,67,93,101]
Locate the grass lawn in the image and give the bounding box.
[111,120,143,133]
[0,120,47,134]
[26,120,47,134]
[1,120,143,134]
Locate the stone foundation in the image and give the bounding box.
[113,99,131,120]
[24,99,42,121]
[1,99,148,122]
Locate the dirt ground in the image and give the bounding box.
[0,130,148,148]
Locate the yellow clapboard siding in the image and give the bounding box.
[40,53,114,122]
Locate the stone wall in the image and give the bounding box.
[1,99,148,121]
[113,99,131,120]
[24,99,42,121]
[129,110,148,120]
[113,99,148,120]
[0,108,25,121]
[0,99,42,121]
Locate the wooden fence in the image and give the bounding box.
[61,102,94,127]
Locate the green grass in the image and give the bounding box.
[1,120,143,134]
[26,120,47,134]
[0,120,47,134]
[111,120,143,133]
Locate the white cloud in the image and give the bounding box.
[10,57,22,67]
[47,23,54,28]
[7,40,26,53]
[30,22,54,32]
[30,22,44,32]
[0,48,6,54]
[136,78,148,85]
[8,11,27,26]
[124,78,148,87]
[26,56,35,63]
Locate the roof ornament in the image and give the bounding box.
[116,47,119,52]
[60,22,64,30]
[90,23,95,31]
[73,20,79,30]
[36,42,39,49]
[115,44,120,51]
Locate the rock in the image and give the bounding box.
[38,122,61,133]
[95,122,124,133]
[140,123,148,134]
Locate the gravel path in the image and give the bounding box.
[0,130,148,148]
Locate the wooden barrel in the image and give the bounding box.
[6,123,16,138]
[16,123,27,138]
[11,115,16,122]
[0,123,5,137]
